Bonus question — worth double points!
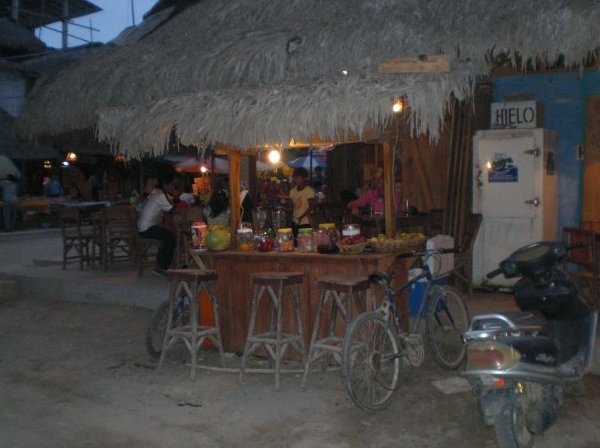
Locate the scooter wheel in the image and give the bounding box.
[494,392,534,448]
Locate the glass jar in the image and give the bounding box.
[277,227,295,252]
[297,228,314,252]
[255,230,274,252]
[342,224,361,237]
[236,228,254,252]
[315,223,340,253]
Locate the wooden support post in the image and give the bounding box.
[229,150,241,247]
[382,142,396,238]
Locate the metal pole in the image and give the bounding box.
[62,0,69,50]
[131,0,136,26]
[11,0,19,22]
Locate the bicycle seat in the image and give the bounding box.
[369,271,395,286]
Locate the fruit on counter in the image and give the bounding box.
[206,225,231,251]
[238,242,252,252]
[368,232,426,245]
[339,235,367,245]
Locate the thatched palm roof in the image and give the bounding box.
[16,0,600,155]
[0,109,58,159]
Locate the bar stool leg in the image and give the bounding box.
[301,288,326,390]
[189,278,199,380]
[205,280,225,367]
[273,282,284,391]
[291,284,306,370]
[158,281,178,372]
[239,284,264,384]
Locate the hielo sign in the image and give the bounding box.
[490,100,542,129]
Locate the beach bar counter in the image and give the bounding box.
[199,248,417,354]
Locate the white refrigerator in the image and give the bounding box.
[472,128,558,287]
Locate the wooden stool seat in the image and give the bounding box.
[158,268,224,380]
[302,274,372,389]
[240,271,306,390]
[316,275,371,292]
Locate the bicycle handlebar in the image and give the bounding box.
[396,247,463,259]
[486,268,503,279]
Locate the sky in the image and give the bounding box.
[37,0,158,49]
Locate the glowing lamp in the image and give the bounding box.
[268,149,281,164]
[200,165,208,174]
[66,151,77,162]
[392,99,404,113]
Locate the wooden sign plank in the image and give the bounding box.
[379,54,450,73]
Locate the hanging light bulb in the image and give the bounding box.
[268,148,281,164]
[392,98,404,113]
[200,165,208,174]
[66,151,77,162]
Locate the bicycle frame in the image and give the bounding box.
[380,259,444,336]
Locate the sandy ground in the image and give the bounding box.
[1,295,599,448]
[1,231,599,447]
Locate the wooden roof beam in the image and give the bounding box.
[379,54,450,74]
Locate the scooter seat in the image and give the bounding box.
[467,311,549,336]
[501,311,550,333]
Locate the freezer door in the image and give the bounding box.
[472,130,544,287]
[474,133,538,218]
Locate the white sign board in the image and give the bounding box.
[490,100,540,129]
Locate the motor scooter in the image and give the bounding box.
[461,241,597,448]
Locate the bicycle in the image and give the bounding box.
[145,286,190,358]
[340,248,469,411]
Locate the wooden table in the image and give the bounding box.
[193,248,419,354]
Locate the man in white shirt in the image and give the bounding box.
[137,174,177,277]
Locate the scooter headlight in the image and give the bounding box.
[466,341,521,370]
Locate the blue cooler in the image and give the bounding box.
[408,268,427,315]
[408,269,450,315]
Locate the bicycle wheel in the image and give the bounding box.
[426,285,469,369]
[341,311,401,411]
[145,299,189,358]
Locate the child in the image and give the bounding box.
[289,167,316,233]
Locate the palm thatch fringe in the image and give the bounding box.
[96,69,476,152]
[16,0,600,155]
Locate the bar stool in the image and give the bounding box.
[158,269,225,380]
[301,274,372,389]
[239,271,306,390]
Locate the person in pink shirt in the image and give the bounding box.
[347,180,401,217]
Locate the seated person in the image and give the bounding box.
[44,176,64,198]
[347,180,400,217]
[137,173,177,277]
[204,186,230,226]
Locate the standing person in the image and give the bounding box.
[0,174,18,232]
[137,173,177,278]
[289,167,316,234]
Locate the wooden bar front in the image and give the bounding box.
[200,250,415,354]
